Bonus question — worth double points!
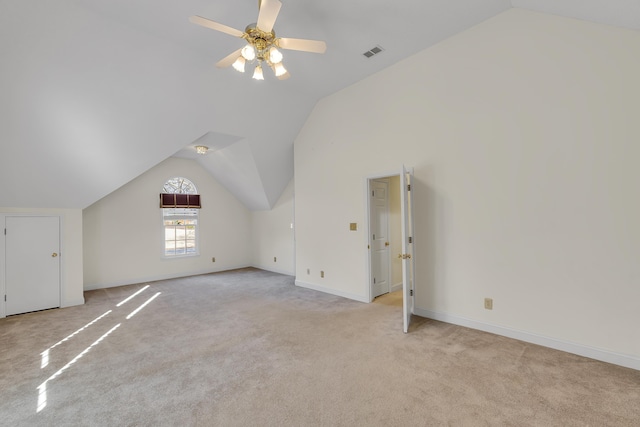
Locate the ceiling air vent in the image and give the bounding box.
[362,45,384,59]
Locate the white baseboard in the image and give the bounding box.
[390,282,403,293]
[295,280,369,303]
[84,265,251,291]
[414,307,640,371]
[250,264,295,276]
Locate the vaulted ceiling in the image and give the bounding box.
[1,1,638,210]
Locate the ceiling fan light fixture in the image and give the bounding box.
[190,1,326,81]
[241,44,256,61]
[195,145,209,155]
[273,61,287,77]
[253,63,264,80]
[268,46,283,64]
[232,56,246,72]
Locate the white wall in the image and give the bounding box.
[83,157,252,289]
[250,179,295,276]
[0,208,84,317]
[294,9,640,367]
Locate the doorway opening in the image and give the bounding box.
[366,166,415,333]
[369,176,402,300]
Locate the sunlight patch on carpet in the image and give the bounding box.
[36,323,122,413]
[41,310,112,369]
[126,292,161,320]
[117,285,150,307]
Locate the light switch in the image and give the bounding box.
[350,223,357,231]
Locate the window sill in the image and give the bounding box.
[162,253,200,260]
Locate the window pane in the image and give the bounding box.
[165,240,176,256]
[165,226,175,241]
[163,177,197,195]
[186,227,195,239]
[176,226,186,240]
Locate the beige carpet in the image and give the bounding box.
[1,268,638,426]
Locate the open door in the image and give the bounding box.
[370,179,391,299]
[400,165,415,333]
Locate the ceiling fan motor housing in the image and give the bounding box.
[245,24,277,62]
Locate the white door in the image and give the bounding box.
[5,216,60,316]
[400,166,415,333]
[370,179,390,298]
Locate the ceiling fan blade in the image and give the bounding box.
[278,38,327,54]
[189,16,244,38]
[256,0,282,33]
[216,48,243,68]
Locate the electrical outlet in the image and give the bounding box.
[212,257,216,263]
[274,256,277,262]
[320,271,325,278]
[307,268,310,275]
[484,298,493,310]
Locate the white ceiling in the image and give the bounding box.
[1,0,638,210]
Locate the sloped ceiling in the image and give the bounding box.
[1,1,638,210]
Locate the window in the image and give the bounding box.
[162,177,200,257]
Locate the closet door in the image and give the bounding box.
[5,216,60,315]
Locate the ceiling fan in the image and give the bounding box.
[190,0,327,81]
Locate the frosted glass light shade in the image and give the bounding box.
[252,64,264,80]
[273,62,287,77]
[232,56,246,72]
[269,47,283,64]
[241,44,256,61]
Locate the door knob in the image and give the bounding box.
[385,242,389,247]
[52,253,58,257]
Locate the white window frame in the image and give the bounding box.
[161,177,200,259]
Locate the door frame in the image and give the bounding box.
[365,167,416,333]
[0,213,62,318]
[369,178,392,299]
[364,168,406,303]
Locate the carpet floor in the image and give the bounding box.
[1,267,638,426]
